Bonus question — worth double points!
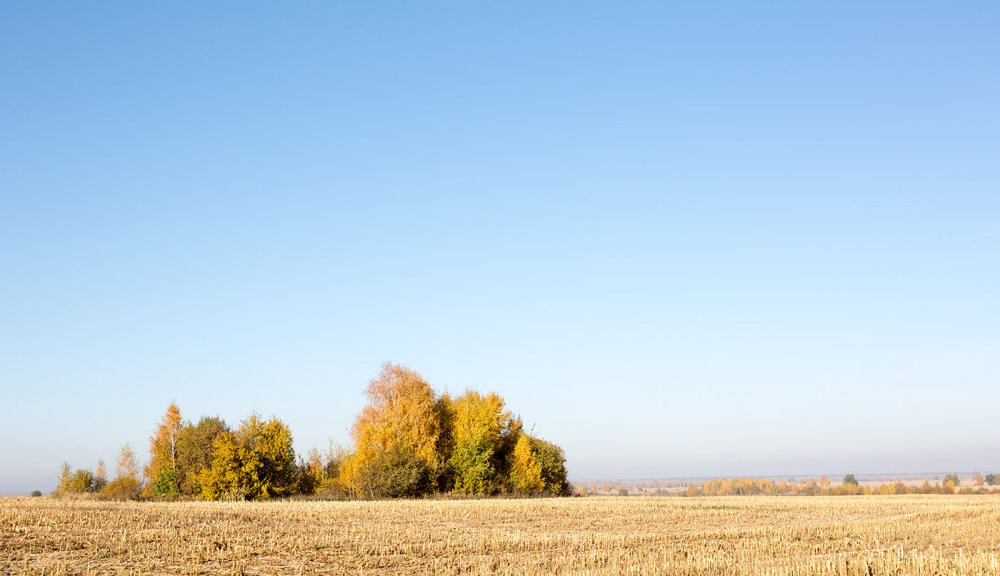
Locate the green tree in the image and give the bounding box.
[449,391,517,495]
[151,468,180,500]
[198,415,297,500]
[175,416,229,497]
[66,469,96,493]
[842,474,859,487]
[433,393,457,492]
[349,446,430,499]
[530,435,571,495]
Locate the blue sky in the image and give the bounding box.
[2,2,998,494]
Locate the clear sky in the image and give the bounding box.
[2,2,998,495]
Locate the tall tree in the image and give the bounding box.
[341,363,442,497]
[145,403,183,497]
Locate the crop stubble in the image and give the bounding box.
[3,495,1000,575]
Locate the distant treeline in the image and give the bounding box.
[53,363,570,501]
[687,474,1000,497]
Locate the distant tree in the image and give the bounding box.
[94,459,108,492]
[145,403,183,497]
[103,444,143,500]
[66,469,96,493]
[198,415,297,500]
[55,462,72,496]
[985,473,999,486]
[943,473,960,487]
[617,488,629,497]
[818,476,831,489]
[943,478,957,494]
[842,474,859,487]
[31,490,42,497]
[973,472,985,486]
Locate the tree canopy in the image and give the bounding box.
[53,362,570,501]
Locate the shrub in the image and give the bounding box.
[102,477,143,500]
[348,447,430,499]
[66,469,97,493]
[151,468,180,500]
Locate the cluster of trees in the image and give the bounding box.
[688,473,1000,497]
[339,363,569,498]
[54,445,143,500]
[54,363,570,501]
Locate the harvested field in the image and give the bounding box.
[4,495,1000,575]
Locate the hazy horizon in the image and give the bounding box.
[3,2,998,496]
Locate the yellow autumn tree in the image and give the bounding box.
[198,414,298,501]
[509,434,543,494]
[341,363,442,498]
[145,402,183,497]
[449,390,518,494]
[102,444,142,500]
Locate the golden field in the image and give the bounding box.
[4,495,1000,575]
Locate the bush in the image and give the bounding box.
[151,468,180,500]
[351,447,430,499]
[102,477,142,500]
[31,490,42,497]
[66,469,97,493]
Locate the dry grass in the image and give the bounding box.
[4,495,1000,575]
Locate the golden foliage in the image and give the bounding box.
[198,415,297,500]
[341,363,441,496]
[449,390,516,494]
[144,403,183,497]
[509,434,543,494]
